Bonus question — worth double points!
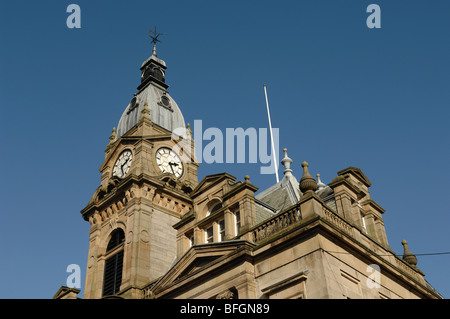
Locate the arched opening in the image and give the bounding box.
[103,229,125,297]
[205,199,222,217]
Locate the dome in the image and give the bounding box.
[116,86,185,140]
[115,49,186,140]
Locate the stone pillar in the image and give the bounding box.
[351,201,365,230]
[212,221,220,242]
[298,192,324,220]
[224,209,235,240]
[364,213,377,239]
[361,199,388,248]
[83,227,100,299]
[193,226,202,245]
[241,197,256,231]
[375,218,389,247]
[235,273,258,299]
[177,233,191,258]
[334,192,354,220]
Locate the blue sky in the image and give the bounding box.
[0,1,449,299]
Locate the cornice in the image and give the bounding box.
[222,181,259,201]
[81,173,193,220]
[361,199,386,214]
[173,209,195,230]
[337,166,372,187]
[328,175,364,197]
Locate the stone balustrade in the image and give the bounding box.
[252,205,302,243]
[321,205,355,238]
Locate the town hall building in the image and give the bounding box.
[54,40,442,300]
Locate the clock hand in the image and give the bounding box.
[168,162,177,174]
[121,161,127,175]
[168,162,180,174]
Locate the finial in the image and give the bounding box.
[401,240,418,266]
[186,123,192,137]
[140,101,151,121]
[244,175,250,182]
[281,148,293,177]
[316,174,326,191]
[299,161,318,194]
[108,127,116,145]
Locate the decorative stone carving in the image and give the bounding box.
[402,240,418,266]
[140,230,150,243]
[216,289,237,299]
[143,288,155,299]
[109,214,119,229]
[299,161,317,193]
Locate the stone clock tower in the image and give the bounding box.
[80,44,198,299]
[53,39,442,300]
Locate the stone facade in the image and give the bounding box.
[55,45,442,300]
[145,176,440,299]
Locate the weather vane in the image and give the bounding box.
[148,27,163,46]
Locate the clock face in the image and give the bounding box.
[112,150,133,178]
[156,147,183,179]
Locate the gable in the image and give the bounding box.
[190,173,236,198]
[176,256,222,279]
[53,286,80,299]
[337,167,372,187]
[151,240,254,297]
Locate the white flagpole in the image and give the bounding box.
[264,84,279,183]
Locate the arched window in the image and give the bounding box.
[106,229,125,252]
[103,229,125,297]
[206,200,222,217]
[210,202,222,214]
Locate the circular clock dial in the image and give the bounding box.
[112,150,133,178]
[156,147,183,178]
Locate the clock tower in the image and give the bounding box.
[80,43,198,299]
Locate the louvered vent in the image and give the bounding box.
[103,229,125,297]
[103,250,124,296]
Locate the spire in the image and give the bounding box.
[402,240,418,266]
[281,148,293,177]
[299,161,318,194]
[138,28,167,91]
[316,174,326,191]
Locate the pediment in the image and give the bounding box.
[176,256,222,279]
[53,286,80,299]
[151,240,254,297]
[100,137,140,172]
[190,173,236,198]
[337,166,372,187]
[100,123,174,172]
